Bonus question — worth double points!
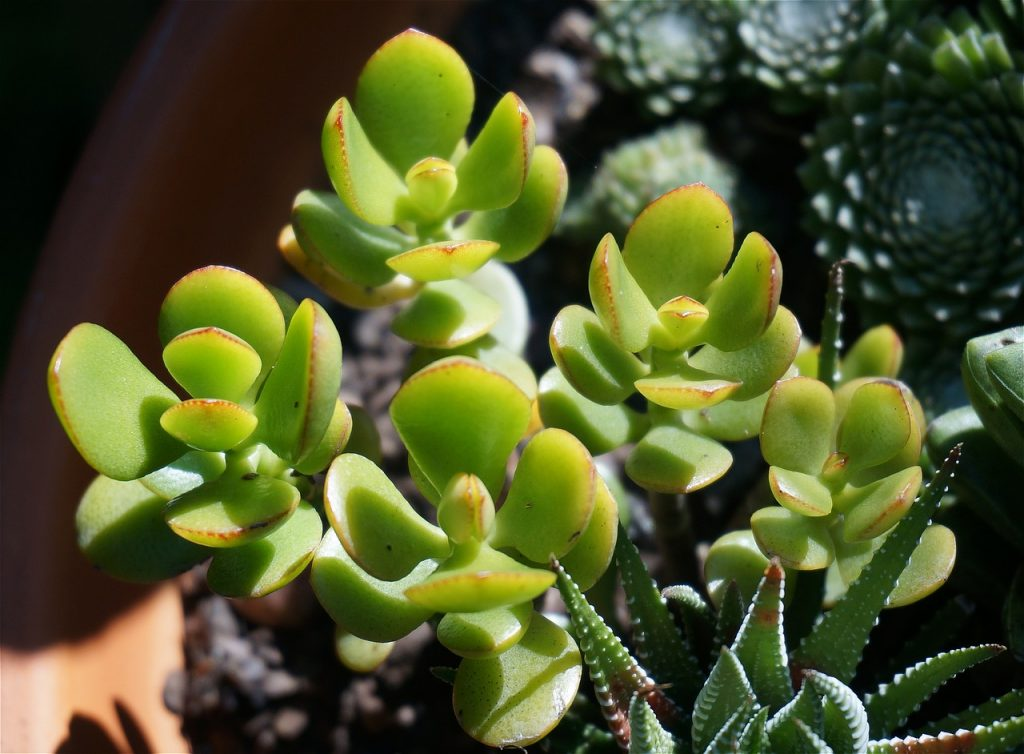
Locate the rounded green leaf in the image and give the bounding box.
[654,296,709,350]
[404,157,458,219]
[538,367,647,455]
[76,476,210,582]
[391,280,500,348]
[491,428,596,562]
[839,466,923,542]
[836,380,912,473]
[355,29,473,175]
[885,524,956,608]
[453,613,581,748]
[450,92,534,212]
[163,327,262,401]
[704,529,771,609]
[437,602,533,659]
[626,424,732,493]
[325,454,449,581]
[768,466,833,517]
[387,240,499,282]
[334,628,394,673]
[840,325,903,381]
[438,473,495,544]
[49,323,184,481]
[550,305,648,406]
[158,266,285,386]
[254,298,342,465]
[622,184,735,307]
[293,399,352,475]
[159,399,257,451]
[751,507,834,570]
[457,145,567,263]
[164,474,299,548]
[344,404,383,465]
[987,341,1024,422]
[404,541,555,613]
[463,262,530,355]
[408,335,538,400]
[311,529,436,642]
[681,388,773,442]
[206,501,323,598]
[701,232,782,352]
[589,233,659,353]
[635,367,741,410]
[557,475,619,592]
[390,356,532,496]
[760,376,835,475]
[140,450,226,499]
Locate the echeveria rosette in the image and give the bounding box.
[593,0,744,116]
[801,10,1024,353]
[544,184,800,494]
[282,29,567,357]
[310,356,617,749]
[49,266,350,598]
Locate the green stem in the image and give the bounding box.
[648,490,697,585]
[818,261,845,390]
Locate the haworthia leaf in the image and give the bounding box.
[805,670,869,754]
[793,718,834,754]
[920,688,1024,736]
[663,584,716,670]
[731,560,793,711]
[877,598,974,684]
[766,682,823,754]
[701,702,756,754]
[629,695,681,754]
[715,581,746,651]
[691,647,756,754]
[792,446,962,682]
[865,645,1004,738]
[867,716,1024,753]
[736,707,770,754]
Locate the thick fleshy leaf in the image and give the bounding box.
[325,454,449,581]
[404,541,555,613]
[75,476,210,582]
[963,326,1024,460]
[732,561,793,711]
[390,356,531,496]
[437,602,533,658]
[805,670,869,754]
[885,524,956,608]
[702,233,782,352]
[438,473,495,544]
[628,695,680,754]
[622,184,735,307]
[550,305,649,405]
[449,92,534,212]
[164,474,299,548]
[688,305,801,402]
[293,399,352,475]
[159,399,257,451]
[538,368,647,455]
[157,266,285,386]
[409,336,537,400]
[344,404,382,465]
[626,424,732,493]
[140,450,225,499]
[840,325,903,381]
[769,466,833,517]
[692,647,756,754]
[387,240,499,282]
[760,376,835,475]
[654,296,709,350]
[49,323,184,480]
[206,501,322,598]
[492,428,596,562]
[162,327,262,401]
[291,189,405,287]
[391,280,500,348]
[839,467,923,542]
[705,530,772,609]
[682,389,773,443]
[635,368,741,410]
[403,157,458,219]
[751,507,834,570]
[254,298,342,465]
[311,529,436,642]
[835,380,912,474]
[453,613,581,748]
[463,262,530,355]
[766,683,824,754]
[334,629,394,673]
[589,233,660,353]
[457,145,567,263]
[987,340,1024,422]
[558,476,619,592]
[322,97,405,225]
[355,29,473,175]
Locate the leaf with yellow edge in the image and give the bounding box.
[159,399,257,452]
[163,327,262,402]
[626,424,732,494]
[437,602,533,658]
[558,475,620,591]
[391,280,500,348]
[387,240,499,282]
[589,233,659,353]
[334,628,394,673]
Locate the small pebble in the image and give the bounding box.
[274,707,309,740]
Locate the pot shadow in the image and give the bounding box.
[55,700,153,754]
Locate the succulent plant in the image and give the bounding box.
[49,266,351,597]
[543,183,799,495]
[556,448,1024,753]
[561,121,741,246]
[311,355,620,748]
[281,29,567,358]
[592,0,744,116]
[801,10,1024,348]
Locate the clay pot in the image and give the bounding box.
[1,3,464,751]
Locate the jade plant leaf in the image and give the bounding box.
[462,263,530,355]
[162,327,262,402]
[622,183,735,307]
[159,399,257,452]
[839,466,923,542]
[751,507,834,570]
[293,399,352,475]
[390,356,531,496]
[538,367,647,455]
[885,524,956,608]
[760,376,835,475]
[655,296,709,351]
[437,473,495,545]
[387,240,500,282]
[164,473,299,548]
[344,404,383,465]
[705,529,772,609]
[49,323,184,481]
[834,379,912,473]
[402,157,458,219]
[550,304,649,406]
[76,476,210,582]
[453,613,582,748]
[409,335,537,400]
[449,92,534,212]
[334,629,394,673]
[157,265,285,386]
[682,389,774,443]
[325,453,450,581]
[589,233,660,353]
[140,450,226,499]
[839,325,903,382]
[634,367,741,411]
[626,424,733,493]
[457,145,568,263]
[206,501,323,598]
[768,467,833,517]
[354,29,473,175]
[311,529,437,643]
[491,428,596,562]
[436,602,533,659]
[557,475,620,592]
[391,280,501,348]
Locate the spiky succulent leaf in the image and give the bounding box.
[767,682,824,754]
[692,647,756,754]
[715,581,746,651]
[731,561,793,711]
[805,670,869,754]
[736,707,771,754]
[867,716,1024,754]
[629,695,681,754]
[921,689,1024,736]
[793,719,835,754]
[701,702,757,754]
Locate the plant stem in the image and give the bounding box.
[818,261,845,390]
[648,490,697,585]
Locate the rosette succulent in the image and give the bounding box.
[310,355,619,748]
[802,10,1024,347]
[543,183,800,494]
[592,0,744,115]
[281,29,567,356]
[48,266,349,598]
